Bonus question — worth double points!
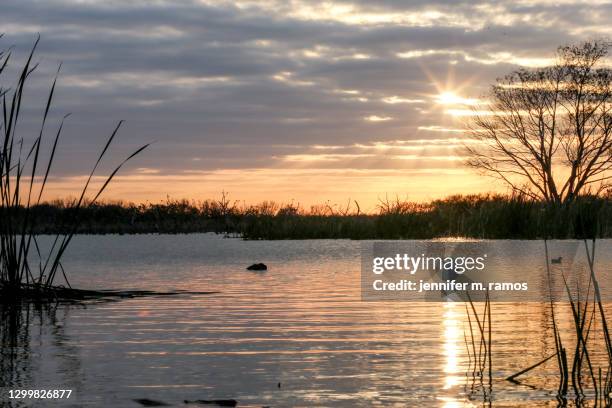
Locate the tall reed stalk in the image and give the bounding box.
[464,290,493,401]
[0,36,148,300]
[503,240,612,406]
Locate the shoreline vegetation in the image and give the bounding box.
[12,192,612,240]
[1,37,148,301]
[465,241,612,405]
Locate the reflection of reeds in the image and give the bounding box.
[544,240,569,398]
[464,290,493,401]
[0,36,147,300]
[0,301,32,395]
[498,239,612,406]
[0,300,85,399]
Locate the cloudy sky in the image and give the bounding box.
[1,0,610,208]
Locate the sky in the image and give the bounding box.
[1,0,610,209]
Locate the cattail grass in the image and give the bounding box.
[503,240,612,405]
[0,35,148,301]
[464,291,493,400]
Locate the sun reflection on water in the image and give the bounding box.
[441,302,467,407]
[443,302,462,388]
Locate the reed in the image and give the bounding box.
[502,240,612,405]
[14,193,611,239]
[464,290,493,400]
[0,36,148,301]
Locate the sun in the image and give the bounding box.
[436,91,478,106]
[436,91,460,104]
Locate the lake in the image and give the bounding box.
[2,235,612,407]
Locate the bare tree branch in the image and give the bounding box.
[464,40,612,204]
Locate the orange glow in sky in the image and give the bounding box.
[4,0,604,208]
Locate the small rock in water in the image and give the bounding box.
[133,399,170,406]
[246,263,267,271]
[184,400,238,407]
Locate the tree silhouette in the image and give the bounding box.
[466,40,612,203]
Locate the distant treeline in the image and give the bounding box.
[5,193,611,239]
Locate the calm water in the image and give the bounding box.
[2,235,612,407]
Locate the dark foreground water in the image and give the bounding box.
[1,235,612,407]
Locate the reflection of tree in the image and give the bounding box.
[0,302,85,407]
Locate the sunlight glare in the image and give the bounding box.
[436,91,478,106]
[443,303,462,390]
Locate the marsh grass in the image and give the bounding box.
[242,194,611,239]
[16,193,612,239]
[464,290,493,401]
[486,240,612,406]
[0,36,148,301]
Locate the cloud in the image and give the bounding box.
[364,115,392,122]
[0,0,608,201]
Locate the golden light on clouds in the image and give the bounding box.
[280,153,374,162]
[7,0,608,206]
[397,49,555,67]
[272,71,315,86]
[382,96,425,104]
[39,167,503,211]
[417,125,464,133]
[364,115,392,122]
